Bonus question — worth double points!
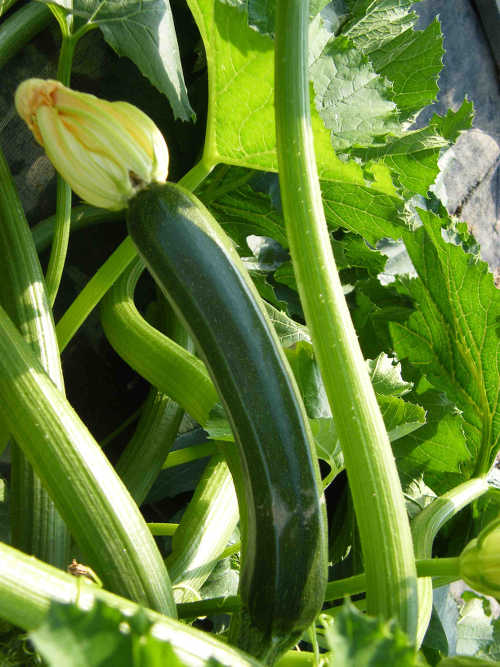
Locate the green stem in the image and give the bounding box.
[0,144,69,568]
[176,556,462,621]
[116,388,184,504]
[275,0,417,638]
[167,453,239,603]
[162,442,218,469]
[32,205,122,254]
[100,405,142,448]
[56,234,137,351]
[0,3,51,69]
[0,305,175,615]
[45,33,77,306]
[416,557,460,579]
[148,523,179,536]
[411,477,488,647]
[100,256,218,425]
[0,0,19,17]
[0,542,260,667]
[55,160,215,352]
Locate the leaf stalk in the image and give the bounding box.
[274,0,417,638]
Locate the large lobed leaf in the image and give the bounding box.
[390,210,500,477]
[37,0,194,121]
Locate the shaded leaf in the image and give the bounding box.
[207,184,288,250]
[285,342,331,419]
[39,0,193,121]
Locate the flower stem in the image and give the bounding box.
[274,0,417,639]
[45,33,77,306]
[412,477,489,646]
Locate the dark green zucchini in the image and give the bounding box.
[127,182,327,662]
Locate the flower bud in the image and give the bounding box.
[459,517,500,598]
[15,79,169,211]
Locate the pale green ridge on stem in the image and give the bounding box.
[0,144,69,568]
[115,386,184,505]
[167,452,239,603]
[411,477,489,647]
[0,542,261,667]
[45,30,77,307]
[274,0,417,638]
[0,304,176,616]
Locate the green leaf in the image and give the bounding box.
[378,393,426,441]
[40,0,194,121]
[369,19,443,119]
[367,354,412,396]
[320,599,426,666]
[335,2,443,120]
[389,210,500,476]
[188,0,409,248]
[350,128,448,196]
[310,417,344,482]
[394,389,471,495]
[311,36,399,151]
[342,0,419,55]
[206,184,288,250]
[285,342,330,419]
[455,593,500,660]
[30,601,194,667]
[187,0,397,193]
[320,180,405,244]
[350,101,473,196]
[431,100,475,145]
[438,658,499,667]
[263,303,311,347]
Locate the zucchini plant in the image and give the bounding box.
[0,0,499,666]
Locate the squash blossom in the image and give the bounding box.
[459,517,500,598]
[15,78,169,211]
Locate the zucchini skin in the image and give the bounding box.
[127,182,327,656]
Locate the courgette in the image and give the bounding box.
[127,182,328,662]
